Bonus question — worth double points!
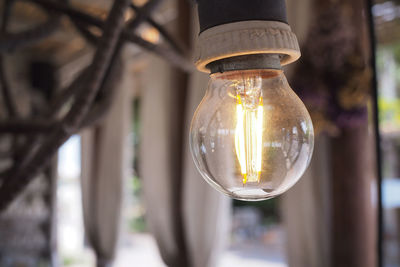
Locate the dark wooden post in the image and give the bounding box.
[290,0,377,265]
[331,126,376,267]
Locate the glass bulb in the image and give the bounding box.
[189,69,314,201]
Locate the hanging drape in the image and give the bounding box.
[139,1,230,265]
[140,55,185,266]
[282,0,377,266]
[182,66,232,267]
[280,1,333,266]
[281,136,332,267]
[80,68,131,267]
[140,53,230,267]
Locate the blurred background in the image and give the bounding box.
[0,0,399,266]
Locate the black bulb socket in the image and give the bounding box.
[196,0,288,33]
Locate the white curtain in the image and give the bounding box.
[140,51,230,267]
[182,66,231,267]
[281,1,333,266]
[140,55,184,266]
[80,68,131,267]
[281,136,332,267]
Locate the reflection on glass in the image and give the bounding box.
[190,70,314,200]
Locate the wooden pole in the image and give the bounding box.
[331,125,376,267]
[290,0,377,265]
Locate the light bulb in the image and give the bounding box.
[190,69,314,201]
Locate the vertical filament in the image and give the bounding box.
[235,95,247,183]
[235,94,264,185]
[256,97,263,180]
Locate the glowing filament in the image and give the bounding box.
[235,95,263,185]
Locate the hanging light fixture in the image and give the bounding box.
[189,0,314,201]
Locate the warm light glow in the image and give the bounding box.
[140,26,160,44]
[235,95,247,183]
[256,97,263,181]
[235,93,264,185]
[190,69,314,201]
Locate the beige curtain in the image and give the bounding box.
[182,67,232,267]
[281,1,332,266]
[80,68,131,267]
[140,55,183,266]
[281,136,332,267]
[140,52,231,267]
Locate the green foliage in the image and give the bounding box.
[233,197,280,226]
[377,43,400,132]
[63,257,75,266]
[129,215,147,232]
[127,99,147,233]
[393,42,400,65]
[132,98,141,173]
[132,175,142,196]
[127,175,147,233]
[379,97,400,129]
[61,255,89,266]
